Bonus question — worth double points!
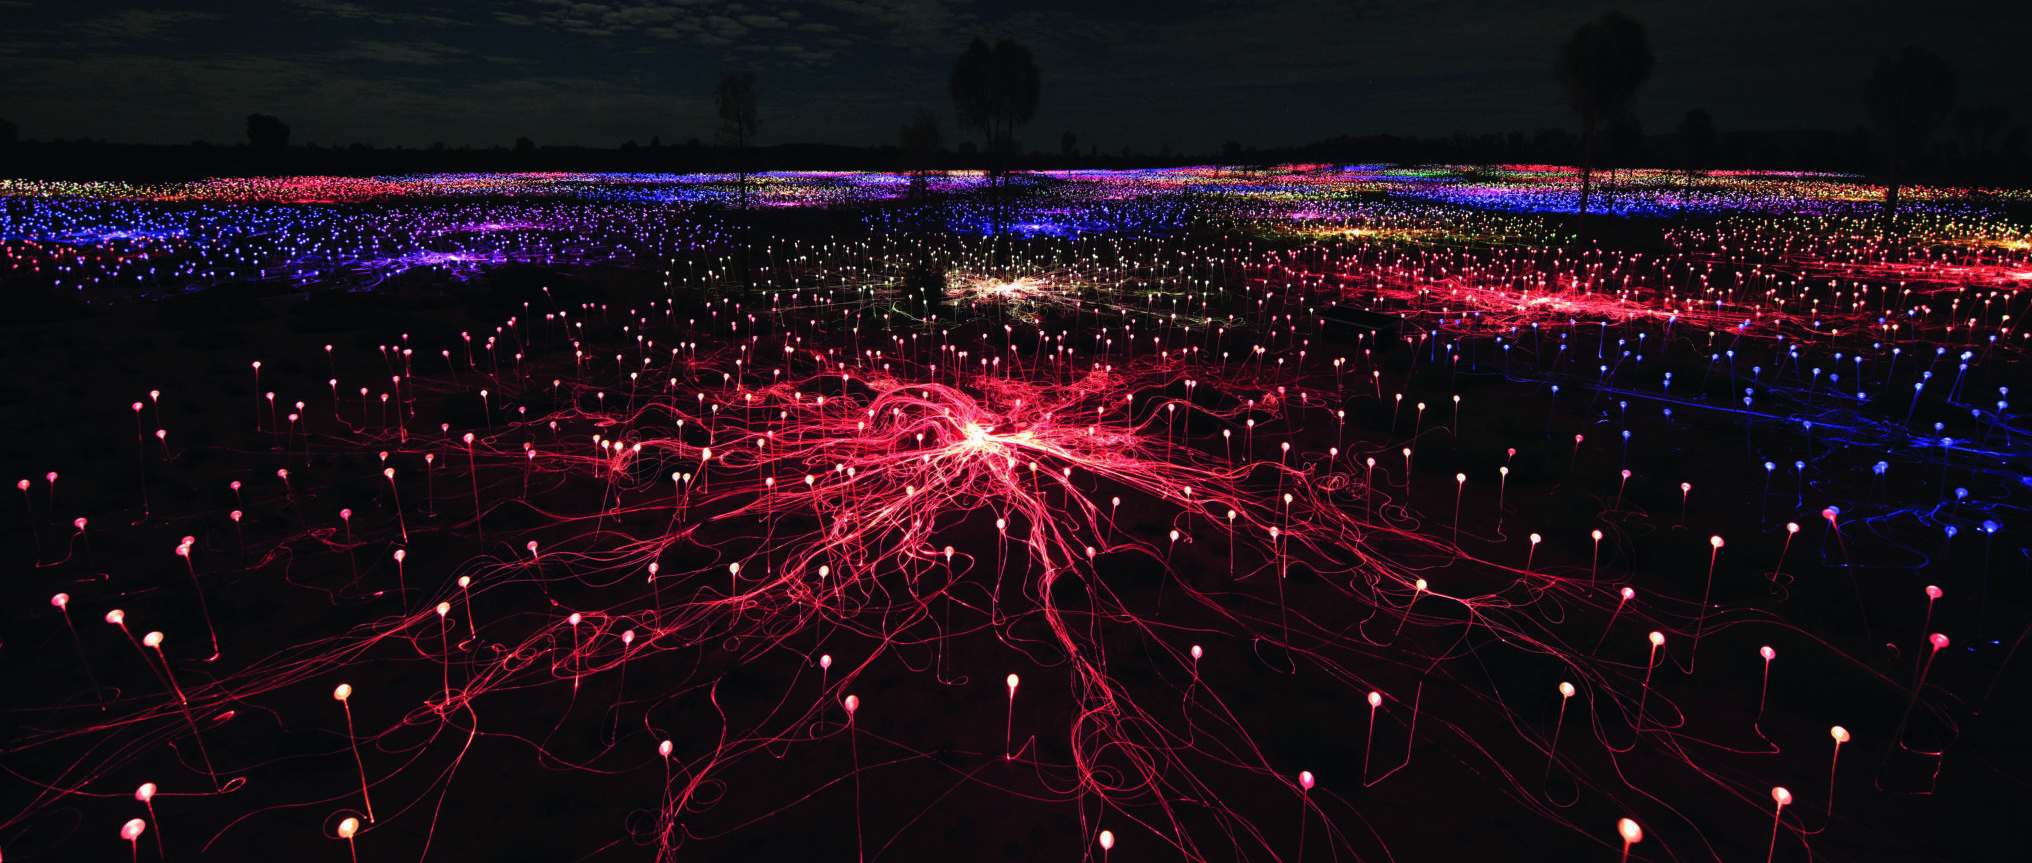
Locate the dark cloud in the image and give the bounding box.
[0,1,2023,153]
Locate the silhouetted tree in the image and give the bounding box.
[715,70,761,210]
[949,36,1039,254]
[898,108,948,315]
[247,113,289,151]
[1678,108,1716,182]
[899,107,943,194]
[949,37,1039,169]
[715,70,761,295]
[1865,46,1954,220]
[1060,131,1077,158]
[1599,112,1644,212]
[1553,12,1652,220]
[245,113,289,174]
[514,137,536,153]
[0,118,16,173]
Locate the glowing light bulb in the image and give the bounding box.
[1618,818,1642,844]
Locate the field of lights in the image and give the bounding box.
[2,164,2029,862]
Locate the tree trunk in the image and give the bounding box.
[991,125,1008,275]
[1882,155,1903,235]
[1578,111,1596,221]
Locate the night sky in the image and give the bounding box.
[2,1,2026,153]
